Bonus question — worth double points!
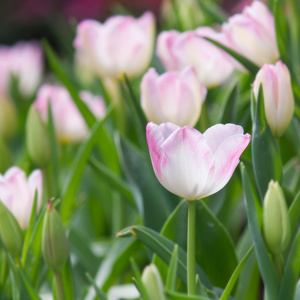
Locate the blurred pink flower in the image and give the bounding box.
[146,122,251,200]
[0,167,43,230]
[74,12,155,79]
[34,84,106,143]
[141,66,207,127]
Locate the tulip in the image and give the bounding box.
[253,61,294,137]
[0,167,43,230]
[141,66,207,127]
[222,1,279,67]
[74,12,155,79]
[146,122,251,200]
[156,28,235,88]
[0,41,43,97]
[263,181,290,255]
[34,84,106,143]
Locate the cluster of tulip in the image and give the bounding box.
[0,0,299,299]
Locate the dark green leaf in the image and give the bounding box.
[165,290,210,300]
[166,244,179,291]
[86,273,107,300]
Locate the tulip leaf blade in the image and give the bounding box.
[203,37,260,76]
[166,244,179,291]
[165,290,210,300]
[219,245,253,300]
[17,266,41,300]
[196,0,228,23]
[60,105,114,224]
[86,272,107,300]
[251,85,282,200]
[60,257,76,300]
[288,190,300,238]
[241,164,279,299]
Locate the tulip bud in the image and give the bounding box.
[42,202,69,272]
[263,181,290,255]
[141,264,166,300]
[26,104,51,166]
[253,61,294,137]
[0,94,17,140]
[0,201,23,257]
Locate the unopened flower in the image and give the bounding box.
[34,84,106,143]
[74,12,155,79]
[222,1,279,67]
[141,66,207,127]
[0,167,43,230]
[156,28,235,88]
[253,61,294,137]
[146,122,251,200]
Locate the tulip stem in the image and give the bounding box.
[187,200,196,295]
[54,271,65,300]
[272,254,283,282]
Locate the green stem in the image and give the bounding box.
[187,200,196,295]
[272,254,283,282]
[54,271,65,300]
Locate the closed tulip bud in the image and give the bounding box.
[42,203,69,272]
[26,105,51,166]
[222,1,279,67]
[141,264,165,300]
[156,28,235,88]
[0,94,17,140]
[141,66,207,127]
[147,122,251,200]
[0,200,23,257]
[74,12,155,79]
[253,61,294,137]
[263,181,290,255]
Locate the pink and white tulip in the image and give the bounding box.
[0,41,43,97]
[253,61,294,137]
[222,1,279,67]
[141,67,207,127]
[156,28,235,88]
[34,84,106,143]
[74,12,155,79]
[0,167,43,230]
[146,122,251,200]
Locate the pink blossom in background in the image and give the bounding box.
[156,28,235,88]
[0,167,43,230]
[74,12,155,79]
[253,61,294,137]
[34,84,106,143]
[146,122,251,200]
[222,1,279,67]
[141,66,207,127]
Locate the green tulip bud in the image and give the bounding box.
[0,201,23,257]
[141,264,166,300]
[42,202,69,272]
[26,105,51,166]
[263,181,290,255]
[0,95,17,140]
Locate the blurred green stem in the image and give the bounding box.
[54,271,65,300]
[187,200,196,295]
[272,254,283,282]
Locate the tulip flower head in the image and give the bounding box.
[253,61,294,137]
[156,28,235,88]
[74,12,155,79]
[222,1,279,67]
[34,85,106,143]
[141,66,207,127]
[146,122,251,200]
[0,167,43,230]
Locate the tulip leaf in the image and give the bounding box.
[166,244,179,291]
[60,105,114,224]
[278,227,300,300]
[117,225,212,289]
[203,37,260,76]
[154,200,237,288]
[219,245,253,300]
[61,257,75,300]
[251,86,282,200]
[196,0,228,23]
[165,290,210,300]
[241,164,279,299]
[86,272,107,300]
[17,266,41,300]
[288,190,300,239]
[0,137,12,173]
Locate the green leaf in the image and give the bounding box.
[220,245,253,300]
[195,0,228,23]
[288,190,300,239]
[203,37,260,76]
[166,244,179,291]
[60,105,114,224]
[117,226,212,289]
[241,164,279,299]
[156,200,237,288]
[165,290,210,300]
[86,272,107,300]
[17,266,41,300]
[61,257,75,300]
[251,86,282,200]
